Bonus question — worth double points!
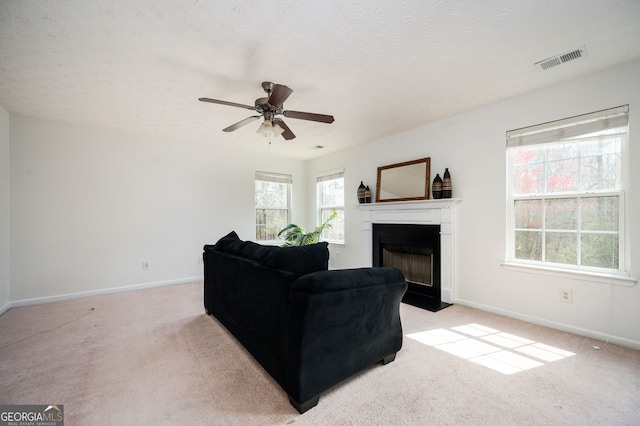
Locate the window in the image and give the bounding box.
[317,170,345,244]
[255,171,291,242]
[506,105,628,276]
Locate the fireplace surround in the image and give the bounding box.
[360,199,460,308]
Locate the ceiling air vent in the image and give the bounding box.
[535,46,588,71]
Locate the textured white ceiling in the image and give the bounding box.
[1,0,639,160]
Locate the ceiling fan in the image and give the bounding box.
[199,82,334,141]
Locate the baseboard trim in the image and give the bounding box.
[6,276,203,311]
[455,298,640,352]
[0,301,10,316]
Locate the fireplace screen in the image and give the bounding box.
[382,245,433,287]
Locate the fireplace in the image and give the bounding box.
[373,223,448,311]
[360,199,460,310]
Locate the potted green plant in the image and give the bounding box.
[277,211,337,247]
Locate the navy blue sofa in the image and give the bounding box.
[203,231,407,413]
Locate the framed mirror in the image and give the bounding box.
[376,157,431,202]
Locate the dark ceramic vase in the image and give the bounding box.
[357,181,366,203]
[432,174,443,199]
[443,168,452,198]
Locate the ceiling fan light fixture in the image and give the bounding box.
[273,122,285,136]
[256,119,273,135]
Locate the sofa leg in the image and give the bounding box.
[289,395,320,414]
[382,353,396,365]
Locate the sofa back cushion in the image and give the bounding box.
[213,231,329,276]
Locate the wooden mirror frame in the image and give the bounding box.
[375,157,431,202]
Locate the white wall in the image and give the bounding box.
[9,115,305,301]
[308,60,640,349]
[0,106,9,312]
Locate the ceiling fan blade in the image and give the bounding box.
[267,84,293,107]
[283,110,335,124]
[223,116,262,132]
[199,97,255,110]
[274,119,296,140]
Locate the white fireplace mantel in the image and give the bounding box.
[359,199,461,304]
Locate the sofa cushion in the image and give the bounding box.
[262,243,329,276]
[214,232,273,261]
[214,230,241,251]
[213,231,329,275]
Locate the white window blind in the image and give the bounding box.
[255,171,293,184]
[506,105,628,147]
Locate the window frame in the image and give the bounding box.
[504,106,635,285]
[255,171,292,243]
[316,169,345,245]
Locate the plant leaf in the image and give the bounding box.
[276,211,338,246]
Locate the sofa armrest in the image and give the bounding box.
[286,267,407,406]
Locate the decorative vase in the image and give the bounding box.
[364,185,372,203]
[443,168,452,198]
[432,174,443,199]
[357,181,366,204]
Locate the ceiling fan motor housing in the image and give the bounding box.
[255,97,283,116]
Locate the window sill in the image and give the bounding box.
[501,262,637,287]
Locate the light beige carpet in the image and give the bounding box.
[1,282,638,425]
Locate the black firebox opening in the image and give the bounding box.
[372,223,451,312]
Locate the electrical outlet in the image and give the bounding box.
[560,289,572,303]
[142,261,150,270]
[198,256,203,265]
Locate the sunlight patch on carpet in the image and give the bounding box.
[407,323,575,375]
